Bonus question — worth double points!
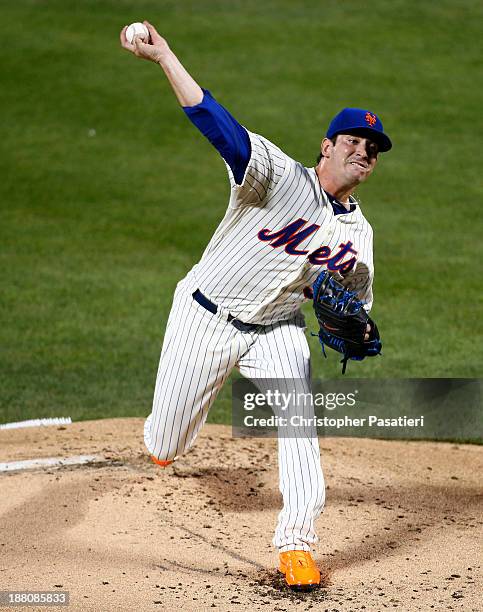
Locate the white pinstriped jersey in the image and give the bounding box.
[185,130,375,325]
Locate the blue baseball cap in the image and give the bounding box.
[326,108,392,152]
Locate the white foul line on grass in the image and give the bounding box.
[0,455,103,473]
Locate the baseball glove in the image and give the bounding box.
[312,271,382,374]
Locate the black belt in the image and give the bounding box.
[192,290,260,333]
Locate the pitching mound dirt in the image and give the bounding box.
[0,418,481,611]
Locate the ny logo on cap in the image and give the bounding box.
[365,112,377,127]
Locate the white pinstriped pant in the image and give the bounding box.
[144,279,325,551]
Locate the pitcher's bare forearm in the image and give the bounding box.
[120,20,250,181]
[120,20,203,107]
[157,50,203,107]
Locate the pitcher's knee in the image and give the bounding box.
[144,413,186,463]
[146,442,178,464]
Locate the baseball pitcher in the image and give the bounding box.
[120,20,391,590]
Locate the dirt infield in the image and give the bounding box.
[0,419,481,611]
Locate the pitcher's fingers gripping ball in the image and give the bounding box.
[120,21,171,64]
[125,22,150,44]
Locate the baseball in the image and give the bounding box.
[126,22,150,44]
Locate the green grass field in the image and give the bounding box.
[1,0,482,425]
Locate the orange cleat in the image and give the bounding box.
[150,456,173,468]
[279,550,320,590]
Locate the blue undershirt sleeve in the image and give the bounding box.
[183,89,251,185]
